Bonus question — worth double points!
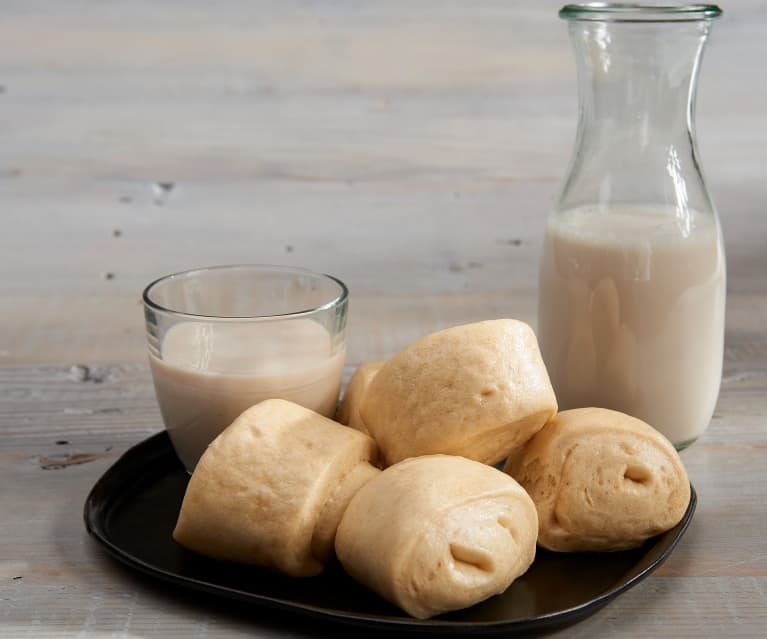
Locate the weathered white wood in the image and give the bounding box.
[2,0,766,636]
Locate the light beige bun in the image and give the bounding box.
[358,319,557,466]
[335,360,385,435]
[335,455,538,619]
[505,407,690,552]
[173,399,379,577]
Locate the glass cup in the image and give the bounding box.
[143,265,348,471]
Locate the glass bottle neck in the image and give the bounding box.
[575,21,708,131]
[558,19,716,218]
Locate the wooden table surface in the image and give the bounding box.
[2,1,765,637]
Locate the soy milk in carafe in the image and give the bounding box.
[539,205,725,447]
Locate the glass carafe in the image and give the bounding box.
[538,4,725,449]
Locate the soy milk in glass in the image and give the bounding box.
[143,265,347,470]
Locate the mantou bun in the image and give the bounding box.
[336,455,538,619]
[336,360,385,435]
[505,407,690,552]
[359,319,557,466]
[173,399,379,577]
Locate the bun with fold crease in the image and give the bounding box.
[173,399,380,577]
[505,407,690,552]
[335,454,538,619]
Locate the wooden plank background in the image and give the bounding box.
[1,1,766,636]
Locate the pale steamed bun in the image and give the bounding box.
[505,407,690,552]
[173,399,379,576]
[335,455,538,619]
[359,320,557,466]
[336,360,385,435]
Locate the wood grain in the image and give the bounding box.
[2,1,766,637]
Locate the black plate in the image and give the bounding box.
[84,432,696,635]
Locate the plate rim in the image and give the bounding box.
[84,431,697,634]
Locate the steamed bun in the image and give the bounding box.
[336,455,538,618]
[173,399,379,576]
[505,407,690,551]
[359,320,557,466]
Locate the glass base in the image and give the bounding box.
[674,436,700,451]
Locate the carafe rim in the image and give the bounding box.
[559,3,722,22]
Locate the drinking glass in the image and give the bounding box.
[143,265,348,471]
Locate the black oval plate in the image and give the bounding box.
[84,432,696,635]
